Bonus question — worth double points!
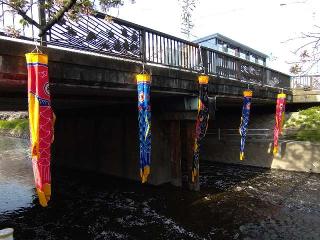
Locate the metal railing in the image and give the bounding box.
[207,128,274,141]
[291,75,320,90]
[0,6,291,89]
[207,128,320,142]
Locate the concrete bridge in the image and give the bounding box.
[0,12,292,189]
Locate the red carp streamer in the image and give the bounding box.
[273,93,286,155]
[26,53,55,207]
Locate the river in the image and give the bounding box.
[1,136,320,239]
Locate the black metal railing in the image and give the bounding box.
[48,10,142,60]
[144,29,200,70]
[207,49,264,84]
[0,6,291,89]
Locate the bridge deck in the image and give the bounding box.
[0,38,292,111]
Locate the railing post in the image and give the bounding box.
[38,0,47,46]
[140,29,146,63]
[265,69,271,86]
[212,51,217,75]
[201,47,208,74]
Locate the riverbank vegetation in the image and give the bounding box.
[284,106,320,142]
[0,119,29,136]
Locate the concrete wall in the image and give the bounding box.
[202,106,320,173]
[293,89,320,103]
[202,138,320,173]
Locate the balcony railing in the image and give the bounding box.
[0,6,291,89]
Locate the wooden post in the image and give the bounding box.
[169,121,182,187]
[185,121,199,191]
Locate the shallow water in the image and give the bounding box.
[1,136,320,239]
[0,137,33,213]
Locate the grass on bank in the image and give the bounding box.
[0,119,29,135]
[284,106,320,142]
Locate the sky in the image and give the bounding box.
[108,0,320,74]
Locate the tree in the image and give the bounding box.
[179,0,198,39]
[286,26,320,75]
[0,0,133,38]
[279,1,320,75]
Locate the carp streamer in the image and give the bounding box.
[26,53,55,207]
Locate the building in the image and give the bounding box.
[194,33,268,66]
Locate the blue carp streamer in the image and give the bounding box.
[239,90,252,160]
[137,74,151,183]
[192,75,210,183]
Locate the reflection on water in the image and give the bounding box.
[1,136,320,239]
[0,137,34,213]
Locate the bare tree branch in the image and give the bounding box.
[293,39,318,54]
[0,0,41,28]
[284,23,320,74]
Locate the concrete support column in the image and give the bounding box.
[169,121,182,187]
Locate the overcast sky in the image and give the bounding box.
[109,0,320,74]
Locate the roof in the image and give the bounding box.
[194,33,268,59]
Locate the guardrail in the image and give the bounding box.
[207,128,273,141]
[207,128,320,142]
[0,6,291,89]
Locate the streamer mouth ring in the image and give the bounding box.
[243,90,253,97]
[198,75,209,84]
[136,73,151,83]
